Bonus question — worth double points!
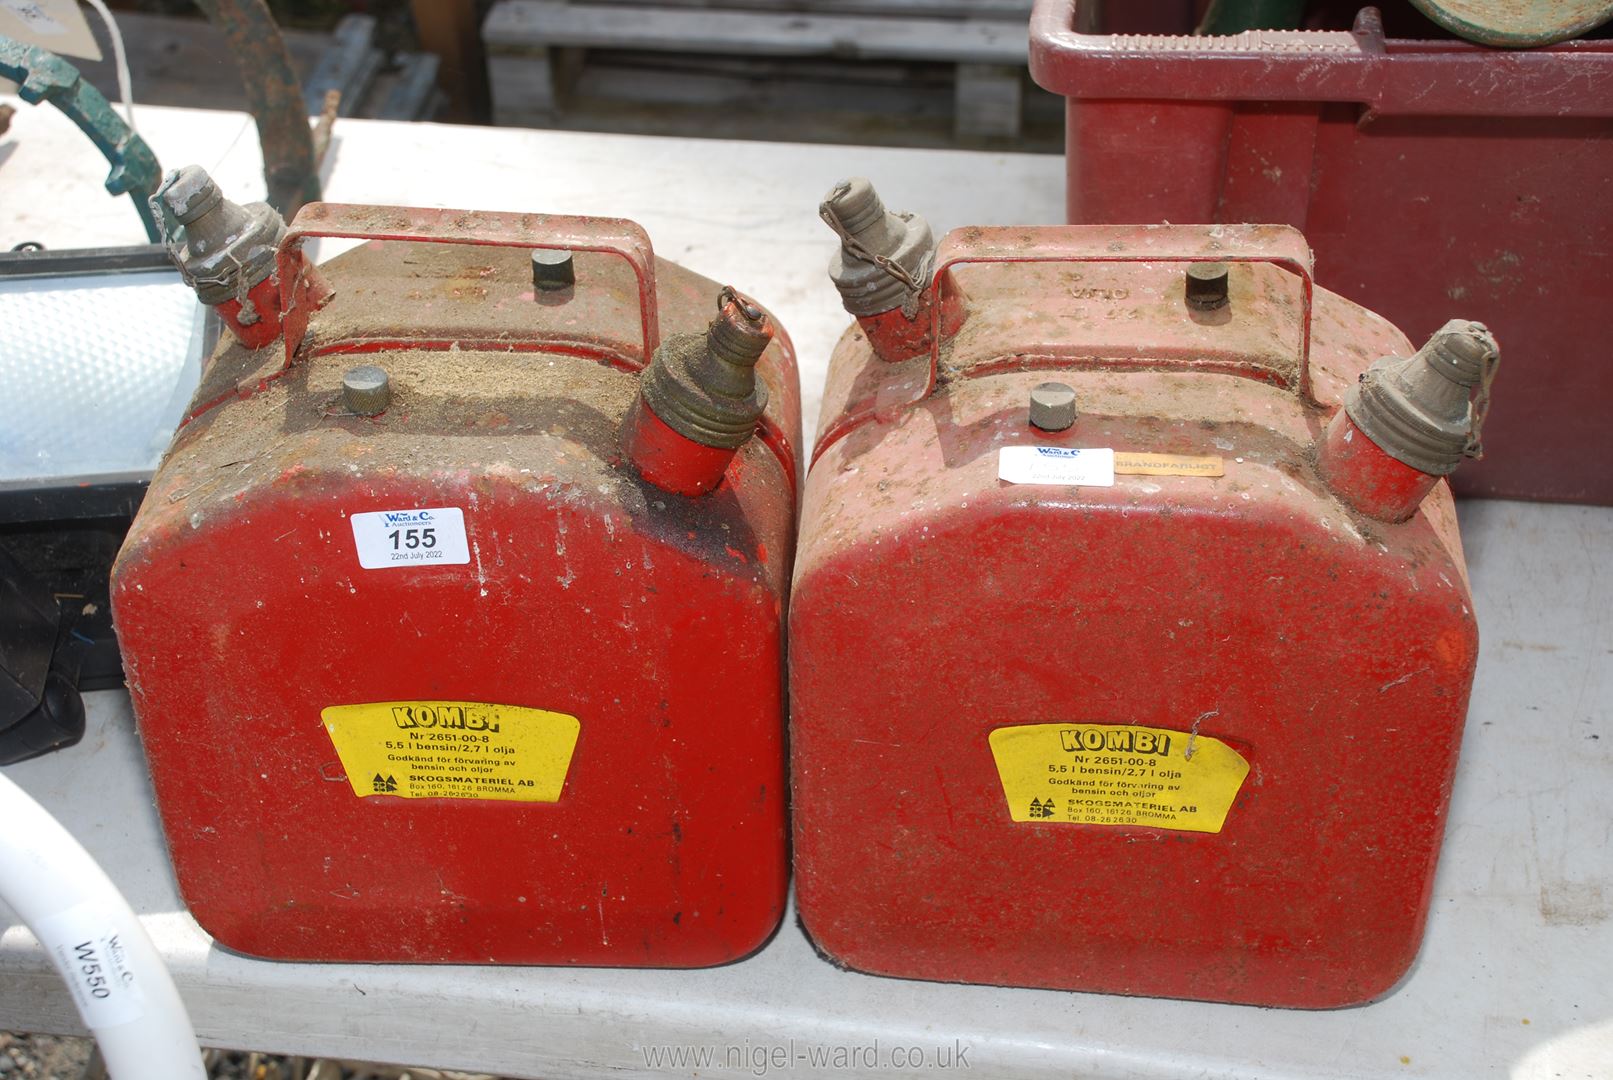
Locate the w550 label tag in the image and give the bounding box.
[35,902,146,1027]
[350,507,470,569]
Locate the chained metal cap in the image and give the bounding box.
[1345,320,1501,475]
[820,178,936,318]
[152,165,287,309]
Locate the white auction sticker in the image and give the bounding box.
[350,507,471,569]
[35,903,145,1028]
[998,446,1116,487]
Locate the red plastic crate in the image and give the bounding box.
[1029,1,1613,502]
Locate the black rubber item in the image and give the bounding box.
[0,670,86,766]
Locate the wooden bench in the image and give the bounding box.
[482,0,1031,139]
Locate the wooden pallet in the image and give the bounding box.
[483,0,1030,139]
[302,15,444,121]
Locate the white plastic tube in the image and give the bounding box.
[80,0,138,132]
[0,771,205,1080]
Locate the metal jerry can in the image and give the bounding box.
[791,179,1500,1007]
[111,168,800,965]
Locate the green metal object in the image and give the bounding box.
[0,35,163,241]
[1408,0,1613,47]
[1196,0,1306,34]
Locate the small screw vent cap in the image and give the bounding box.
[1029,382,1078,432]
[1185,263,1230,311]
[342,365,392,416]
[532,248,575,291]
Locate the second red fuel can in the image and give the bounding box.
[790,180,1500,1008]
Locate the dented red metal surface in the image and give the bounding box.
[213,254,329,352]
[273,205,665,371]
[620,398,738,497]
[790,225,1481,1008]
[112,205,799,965]
[852,292,969,364]
[1318,410,1442,524]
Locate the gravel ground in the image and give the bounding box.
[0,1034,92,1078]
[0,1036,500,1080]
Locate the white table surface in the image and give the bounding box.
[1,101,1610,1080]
[0,96,1064,441]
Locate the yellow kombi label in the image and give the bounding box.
[321,701,579,802]
[988,723,1248,833]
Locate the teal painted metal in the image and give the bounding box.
[1409,0,1613,46]
[0,35,163,242]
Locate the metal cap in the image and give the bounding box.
[531,248,575,292]
[1345,320,1501,475]
[821,178,937,317]
[342,365,392,417]
[152,165,287,308]
[1029,382,1077,432]
[636,288,771,450]
[1185,262,1230,312]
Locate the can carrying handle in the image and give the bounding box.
[927,223,1317,402]
[275,203,660,371]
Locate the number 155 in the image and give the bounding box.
[387,527,437,550]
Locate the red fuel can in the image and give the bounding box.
[112,169,800,965]
[791,181,1499,1007]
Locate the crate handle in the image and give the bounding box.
[275,203,660,371]
[1030,0,1613,119]
[926,223,1316,403]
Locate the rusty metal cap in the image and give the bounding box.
[821,178,936,318]
[152,165,287,308]
[1345,320,1501,476]
[637,288,771,450]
